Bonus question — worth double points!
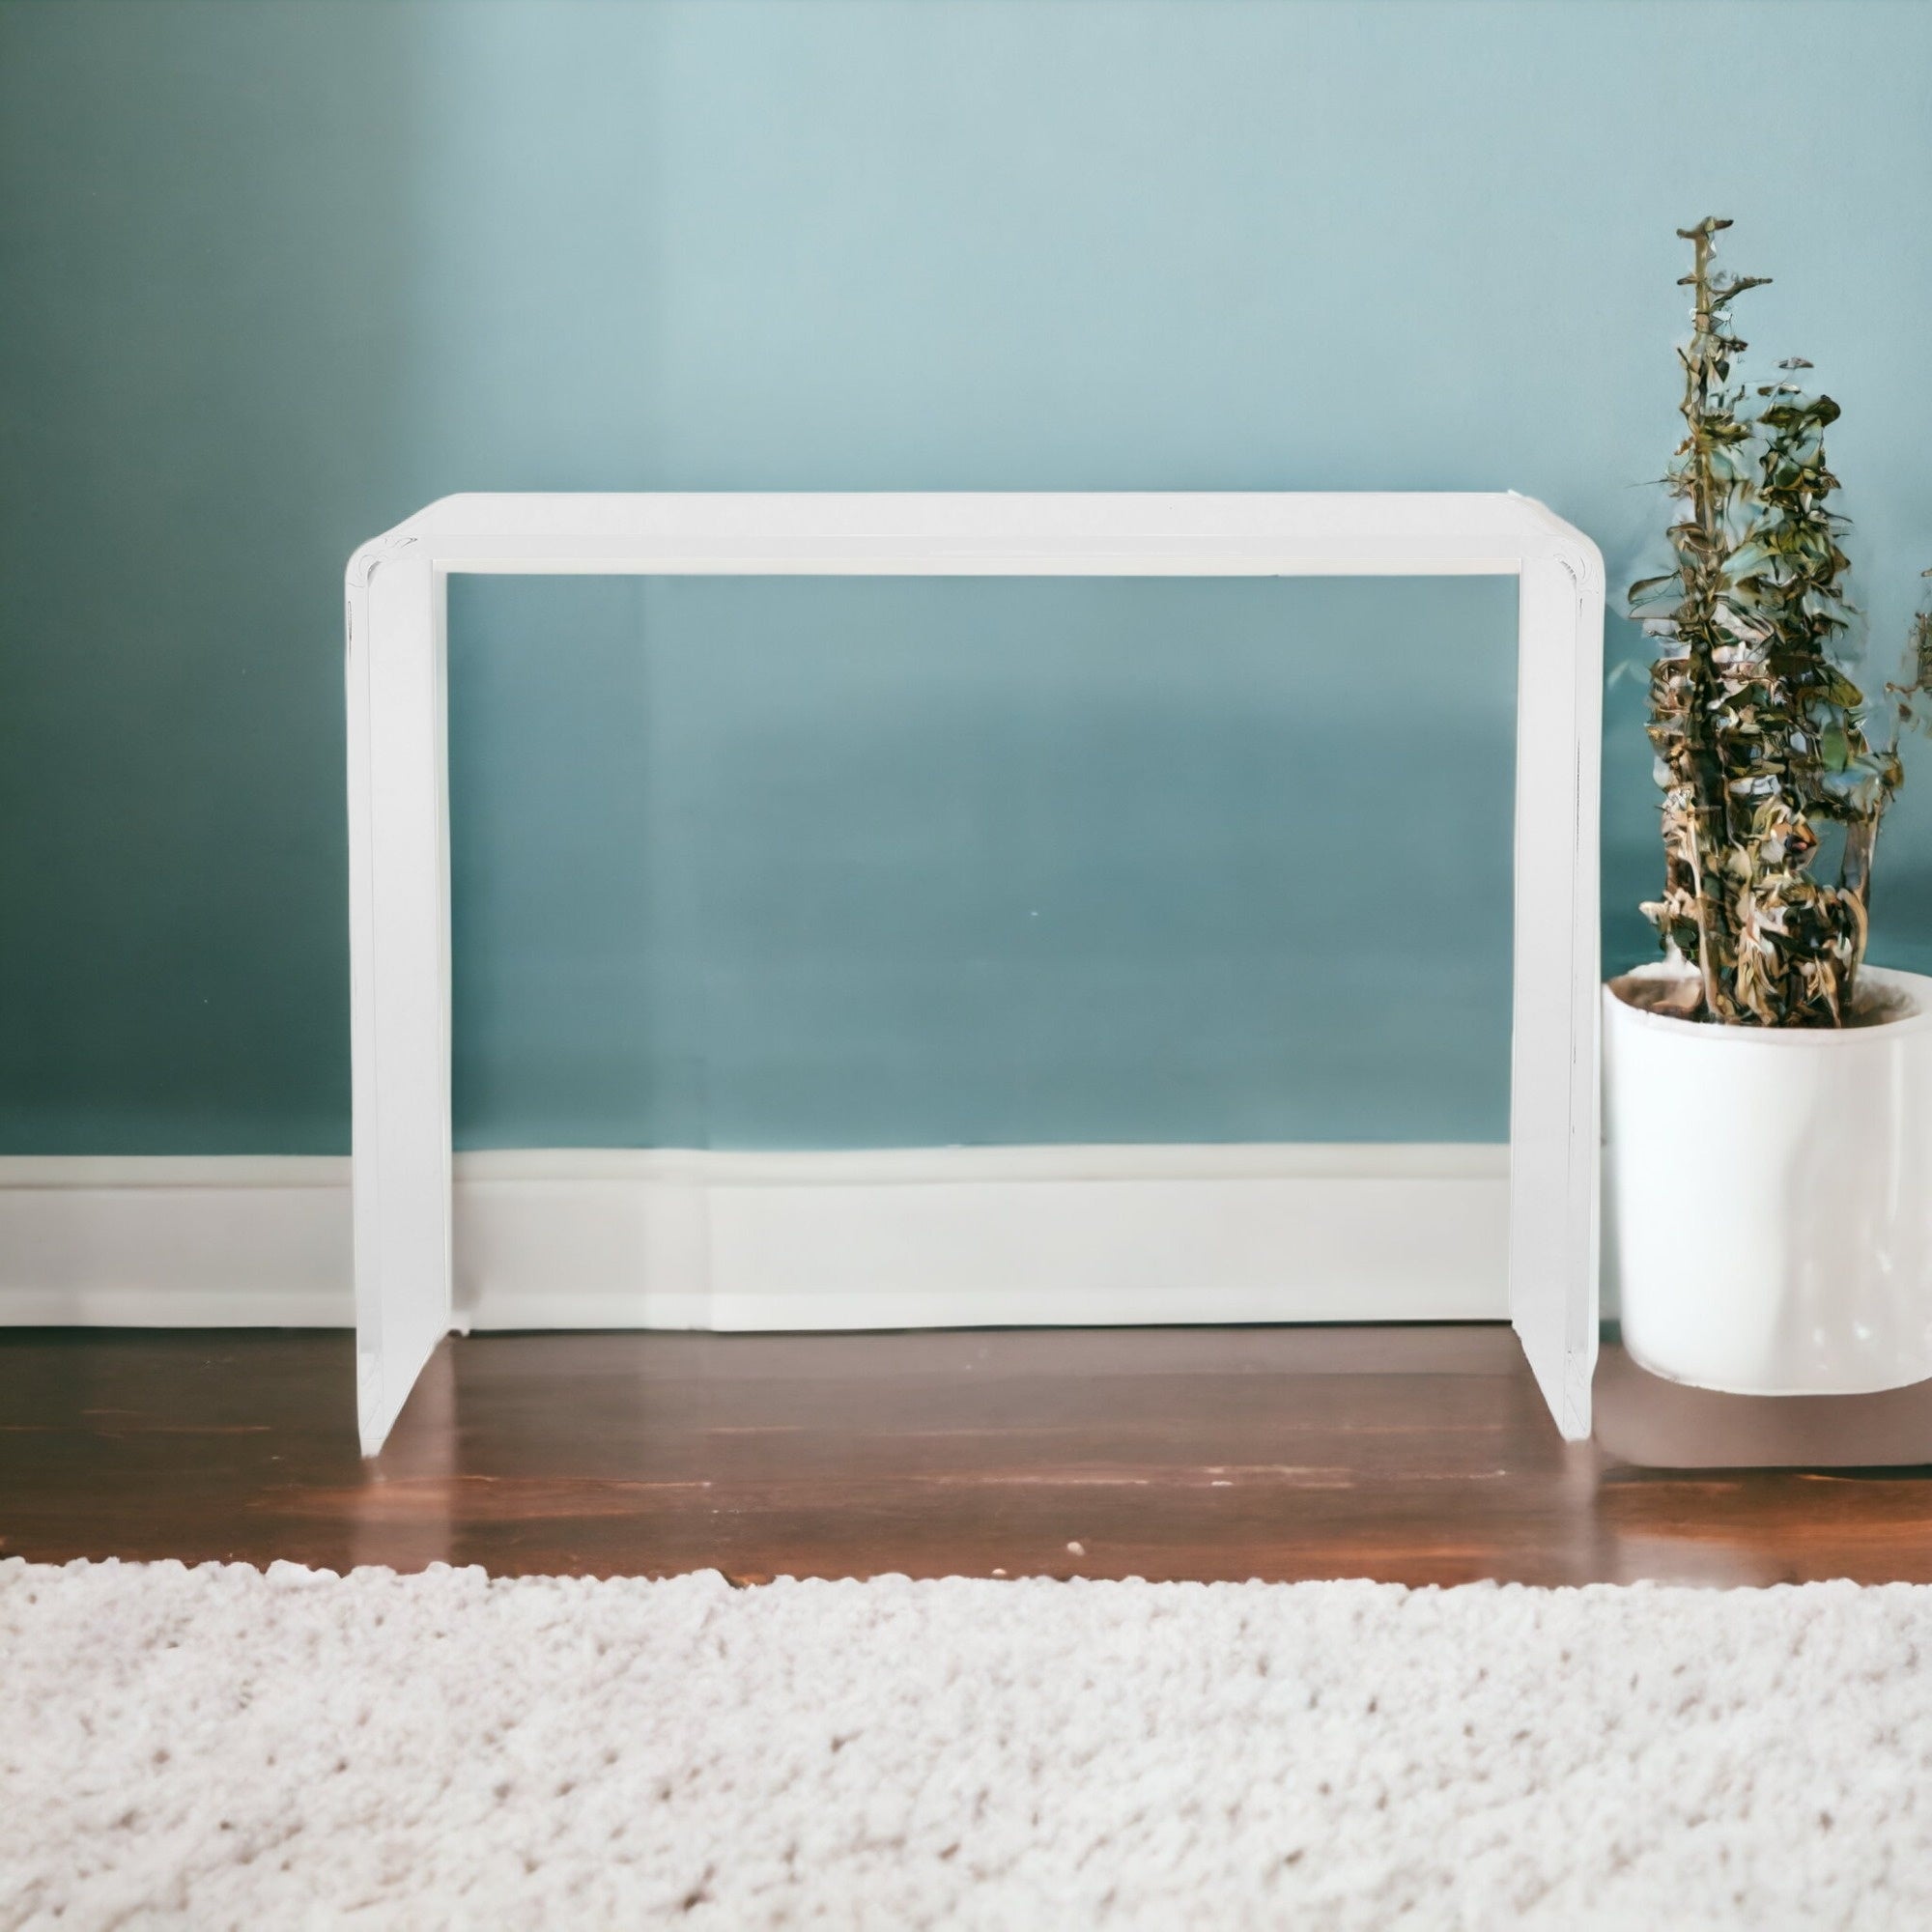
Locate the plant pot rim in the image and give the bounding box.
[1604,962,1932,1044]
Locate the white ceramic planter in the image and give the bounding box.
[1604,964,1932,1395]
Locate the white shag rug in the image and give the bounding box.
[4,1561,1929,1929]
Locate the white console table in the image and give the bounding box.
[345,493,1604,1454]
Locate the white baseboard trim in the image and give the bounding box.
[0,1145,1510,1330]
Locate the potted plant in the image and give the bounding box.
[1606,216,1932,1394]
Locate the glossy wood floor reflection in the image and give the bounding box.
[5,1326,1932,1586]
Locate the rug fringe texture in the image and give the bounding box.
[3,1558,1928,1929]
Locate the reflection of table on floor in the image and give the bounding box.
[1596,1340,1932,1469]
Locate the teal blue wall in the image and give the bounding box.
[4,0,1930,1152]
[449,574,1519,1147]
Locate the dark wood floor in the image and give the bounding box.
[9,1325,1932,1585]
